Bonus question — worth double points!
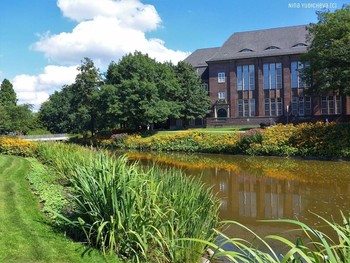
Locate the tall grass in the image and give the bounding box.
[36,143,219,262]
[187,212,350,263]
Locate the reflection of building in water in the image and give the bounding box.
[204,168,311,222]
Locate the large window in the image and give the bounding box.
[218,72,225,83]
[291,61,308,88]
[264,98,283,116]
[237,65,255,91]
[292,96,312,116]
[321,96,341,115]
[263,63,282,89]
[238,99,255,117]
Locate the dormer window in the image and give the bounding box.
[292,43,308,48]
[239,48,254,53]
[265,46,280,51]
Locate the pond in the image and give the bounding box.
[125,150,350,246]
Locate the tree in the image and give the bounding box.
[39,86,75,133]
[301,5,350,95]
[0,79,17,106]
[106,52,181,129]
[94,84,121,130]
[174,62,211,125]
[71,58,102,135]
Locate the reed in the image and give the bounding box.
[36,142,219,262]
[187,212,350,263]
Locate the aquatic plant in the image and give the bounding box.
[36,142,220,262]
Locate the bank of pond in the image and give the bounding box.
[79,122,350,160]
[1,135,350,262]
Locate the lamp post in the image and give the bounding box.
[286,105,289,124]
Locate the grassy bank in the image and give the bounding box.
[103,122,350,158]
[34,143,220,262]
[0,154,113,263]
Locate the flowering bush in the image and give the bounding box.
[110,133,128,147]
[73,122,350,158]
[0,137,37,157]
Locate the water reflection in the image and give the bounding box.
[125,151,350,237]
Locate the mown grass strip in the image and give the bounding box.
[0,154,117,263]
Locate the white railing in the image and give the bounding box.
[17,134,69,141]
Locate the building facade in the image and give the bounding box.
[184,25,350,126]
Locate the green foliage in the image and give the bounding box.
[35,142,220,262]
[105,52,182,129]
[0,155,116,263]
[70,58,102,135]
[110,122,350,158]
[39,86,75,133]
[26,158,68,224]
[0,78,17,106]
[302,5,350,95]
[188,212,350,263]
[174,62,211,123]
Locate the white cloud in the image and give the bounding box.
[19,0,189,109]
[34,0,188,67]
[12,65,78,110]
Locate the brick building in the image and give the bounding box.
[184,25,350,127]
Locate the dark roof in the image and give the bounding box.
[207,25,309,62]
[183,47,220,67]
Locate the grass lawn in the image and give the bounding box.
[0,154,118,263]
[152,125,258,136]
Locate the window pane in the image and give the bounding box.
[321,96,327,114]
[271,98,276,116]
[243,65,248,91]
[292,97,298,115]
[336,96,341,114]
[250,99,256,116]
[299,97,304,116]
[238,99,243,116]
[328,96,334,114]
[244,99,249,117]
[265,99,270,116]
[277,98,283,116]
[291,62,297,88]
[249,65,255,90]
[237,66,242,90]
[276,63,282,89]
[263,64,269,89]
[270,63,276,89]
[305,97,311,115]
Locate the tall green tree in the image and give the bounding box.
[71,58,102,135]
[39,85,75,133]
[302,5,350,95]
[175,62,210,125]
[0,79,17,106]
[106,52,181,129]
[93,84,121,130]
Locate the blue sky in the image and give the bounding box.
[0,0,345,109]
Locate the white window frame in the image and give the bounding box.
[291,61,309,88]
[321,96,341,115]
[264,98,283,116]
[218,91,226,100]
[218,72,225,83]
[237,65,255,91]
[263,62,282,89]
[238,99,255,117]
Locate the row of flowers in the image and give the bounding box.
[107,122,350,158]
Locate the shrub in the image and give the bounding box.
[0,137,37,157]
